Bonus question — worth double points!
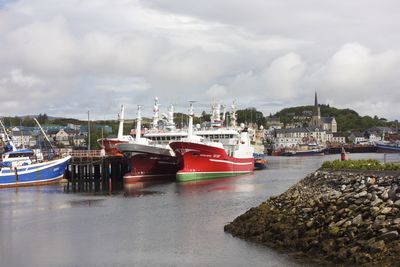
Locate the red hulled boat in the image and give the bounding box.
[170,102,254,182]
[116,104,180,183]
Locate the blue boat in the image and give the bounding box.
[376,142,400,153]
[0,149,71,188]
[0,119,71,188]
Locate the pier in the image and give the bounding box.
[64,150,129,192]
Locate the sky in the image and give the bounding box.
[0,0,399,120]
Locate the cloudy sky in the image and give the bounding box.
[0,0,399,120]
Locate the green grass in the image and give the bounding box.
[321,159,400,171]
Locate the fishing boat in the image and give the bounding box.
[281,143,325,157]
[0,119,71,188]
[376,141,400,153]
[253,153,267,170]
[116,105,180,183]
[169,102,254,182]
[97,105,134,156]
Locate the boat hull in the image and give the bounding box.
[254,154,267,170]
[294,150,325,156]
[123,153,179,183]
[376,144,400,153]
[0,156,71,188]
[116,143,179,183]
[169,141,254,182]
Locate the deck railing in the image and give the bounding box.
[66,150,105,158]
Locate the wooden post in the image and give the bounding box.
[78,165,83,191]
[102,159,108,191]
[71,164,76,192]
[94,164,100,192]
[88,163,93,191]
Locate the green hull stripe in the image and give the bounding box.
[176,171,252,182]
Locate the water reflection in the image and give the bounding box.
[2,153,394,267]
[68,199,105,207]
[123,180,170,197]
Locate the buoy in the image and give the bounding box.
[340,147,347,161]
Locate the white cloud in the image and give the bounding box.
[206,84,227,98]
[0,0,399,120]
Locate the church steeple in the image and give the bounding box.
[314,91,318,107]
[312,91,321,127]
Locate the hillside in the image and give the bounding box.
[274,104,396,134]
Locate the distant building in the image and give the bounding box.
[310,92,337,133]
[348,132,368,144]
[266,116,284,129]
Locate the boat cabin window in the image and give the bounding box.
[8,152,33,158]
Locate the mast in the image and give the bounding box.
[152,97,159,129]
[136,105,142,142]
[0,119,16,151]
[188,101,194,138]
[117,105,125,139]
[34,118,55,155]
[168,104,174,124]
[230,100,237,127]
[0,119,11,142]
[221,105,226,122]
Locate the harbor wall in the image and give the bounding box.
[225,169,400,266]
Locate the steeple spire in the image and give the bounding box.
[314,91,318,107]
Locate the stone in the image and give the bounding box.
[371,198,383,206]
[352,214,363,225]
[335,219,347,227]
[388,185,398,200]
[379,230,399,241]
[369,240,386,252]
[367,177,376,185]
[337,247,348,259]
[381,207,392,215]
[394,199,400,208]
[381,190,389,200]
[355,191,367,198]
[321,239,335,252]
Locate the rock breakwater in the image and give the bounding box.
[225,170,400,266]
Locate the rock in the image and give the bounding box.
[389,185,398,200]
[337,247,348,259]
[371,198,383,206]
[335,219,347,227]
[367,177,376,185]
[355,191,367,198]
[352,214,363,225]
[381,207,392,215]
[369,240,386,252]
[321,239,335,252]
[379,230,399,241]
[381,190,389,200]
[224,169,400,267]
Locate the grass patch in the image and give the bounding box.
[321,159,400,171]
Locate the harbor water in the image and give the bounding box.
[1,153,399,267]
